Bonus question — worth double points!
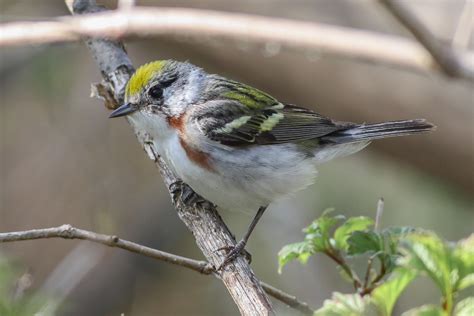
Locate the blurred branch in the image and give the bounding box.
[0,7,473,81]
[0,225,314,315]
[379,0,474,79]
[117,0,135,11]
[37,243,105,315]
[63,1,274,315]
[452,0,473,49]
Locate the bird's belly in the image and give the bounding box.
[162,136,318,212]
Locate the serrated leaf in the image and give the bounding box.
[401,305,448,316]
[371,268,417,316]
[303,209,344,252]
[347,231,383,256]
[303,209,344,236]
[454,297,474,316]
[458,274,474,290]
[452,234,474,291]
[277,241,313,273]
[314,292,378,316]
[334,217,374,251]
[399,232,453,296]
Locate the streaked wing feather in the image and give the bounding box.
[195,80,348,146]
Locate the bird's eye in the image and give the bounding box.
[148,85,163,99]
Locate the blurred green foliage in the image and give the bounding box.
[0,255,50,316]
[278,207,474,316]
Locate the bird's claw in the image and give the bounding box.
[169,181,207,207]
[215,240,252,271]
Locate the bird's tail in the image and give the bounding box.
[321,119,436,144]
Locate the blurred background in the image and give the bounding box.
[0,0,473,315]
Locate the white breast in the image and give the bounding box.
[166,137,318,212]
[129,111,318,212]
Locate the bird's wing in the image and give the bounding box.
[193,79,350,146]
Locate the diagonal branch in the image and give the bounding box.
[0,225,314,315]
[379,0,474,80]
[65,0,274,314]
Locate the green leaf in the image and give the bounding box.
[458,274,474,291]
[398,232,455,311]
[278,241,313,273]
[454,297,474,316]
[347,231,383,256]
[304,209,343,235]
[314,292,378,316]
[399,232,452,293]
[383,226,417,254]
[401,305,448,316]
[452,234,474,291]
[334,217,374,251]
[303,209,344,252]
[0,254,48,316]
[371,268,417,316]
[278,209,346,273]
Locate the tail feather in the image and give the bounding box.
[321,119,435,144]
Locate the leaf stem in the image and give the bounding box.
[324,249,361,290]
[360,256,387,296]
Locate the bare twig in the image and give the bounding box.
[260,282,313,315]
[362,198,385,294]
[0,224,213,274]
[362,254,376,293]
[361,197,385,295]
[64,1,274,314]
[0,225,314,315]
[0,7,473,81]
[374,198,384,233]
[379,0,474,80]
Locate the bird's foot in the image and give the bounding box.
[169,180,207,207]
[216,240,252,271]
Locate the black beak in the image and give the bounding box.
[109,103,137,118]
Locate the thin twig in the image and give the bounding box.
[0,225,314,315]
[260,282,313,315]
[362,198,385,293]
[362,254,376,294]
[379,0,474,80]
[0,224,214,274]
[374,198,384,233]
[0,7,473,80]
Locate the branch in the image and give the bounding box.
[379,0,474,80]
[0,6,473,81]
[0,225,314,315]
[452,0,473,49]
[64,0,274,314]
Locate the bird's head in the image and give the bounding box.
[109,60,204,119]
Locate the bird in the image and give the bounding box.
[109,60,435,269]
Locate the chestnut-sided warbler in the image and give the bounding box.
[110,60,435,268]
